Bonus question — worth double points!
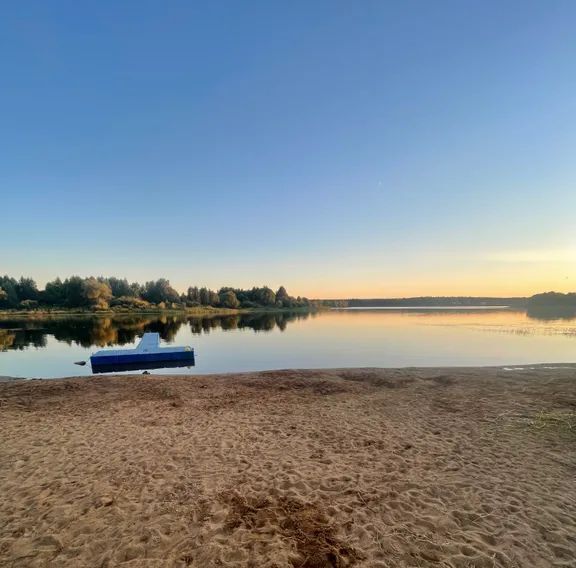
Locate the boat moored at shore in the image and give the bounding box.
[90,332,195,373]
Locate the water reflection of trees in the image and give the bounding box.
[0,311,311,351]
[526,306,576,321]
[187,311,310,334]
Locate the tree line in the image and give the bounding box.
[0,275,311,311]
[526,292,576,307]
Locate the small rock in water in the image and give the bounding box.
[74,361,87,366]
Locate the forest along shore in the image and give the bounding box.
[0,367,575,567]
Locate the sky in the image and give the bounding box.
[2,0,576,298]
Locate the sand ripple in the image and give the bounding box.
[0,367,575,567]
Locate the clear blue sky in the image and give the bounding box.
[2,1,575,297]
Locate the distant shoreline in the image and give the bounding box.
[322,296,528,308]
[333,305,513,310]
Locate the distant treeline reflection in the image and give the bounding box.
[0,312,312,351]
[526,305,576,321]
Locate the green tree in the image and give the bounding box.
[187,286,200,304]
[0,276,19,307]
[256,286,276,306]
[16,277,39,301]
[142,279,180,304]
[107,277,133,298]
[275,285,293,307]
[130,282,143,297]
[219,290,240,308]
[199,287,210,306]
[44,278,66,306]
[63,276,85,307]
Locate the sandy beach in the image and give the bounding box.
[0,367,575,567]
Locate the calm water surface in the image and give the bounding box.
[1,308,575,378]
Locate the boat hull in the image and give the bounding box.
[89,332,195,373]
[90,351,195,366]
[91,355,195,374]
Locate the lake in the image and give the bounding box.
[1,307,575,378]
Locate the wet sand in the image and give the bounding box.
[0,367,575,567]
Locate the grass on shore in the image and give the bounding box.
[532,410,576,438]
[0,305,316,319]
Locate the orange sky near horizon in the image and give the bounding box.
[285,259,576,299]
[262,250,576,299]
[9,247,576,300]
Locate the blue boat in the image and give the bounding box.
[90,332,195,373]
